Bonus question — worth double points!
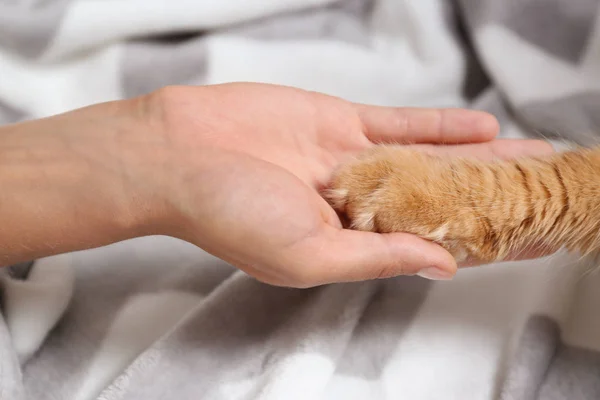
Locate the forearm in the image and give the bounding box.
[0,98,166,266]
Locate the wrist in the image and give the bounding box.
[116,87,206,241]
[97,93,180,240]
[0,97,173,265]
[127,86,217,243]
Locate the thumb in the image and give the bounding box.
[295,227,458,286]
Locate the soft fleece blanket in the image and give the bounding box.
[2,1,600,399]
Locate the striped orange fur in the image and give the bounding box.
[326,145,600,263]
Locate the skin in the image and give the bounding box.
[0,83,553,288]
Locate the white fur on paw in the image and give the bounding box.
[425,224,449,243]
[452,246,468,263]
[351,210,375,231]
[324,188,349,211]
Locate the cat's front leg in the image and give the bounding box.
[324,146,503,263]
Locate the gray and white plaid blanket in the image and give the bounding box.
[2,1,600,399]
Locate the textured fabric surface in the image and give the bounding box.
[1,1,600,399]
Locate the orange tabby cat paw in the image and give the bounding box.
[325,146,494,263]
[327,145,600,264]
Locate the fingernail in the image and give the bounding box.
[417,267,454,281]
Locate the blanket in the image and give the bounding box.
[1,1,600,399]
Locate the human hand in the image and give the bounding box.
[0,82,552,282]
[137,83,553,287]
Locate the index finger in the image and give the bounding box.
[354,105,500,145]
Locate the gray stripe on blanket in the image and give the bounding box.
[6,261,35,280]
[537,344,600,400]
[500,316,560,400]
[517,92,600,146]
[95,278,430,399]
[0,1,72,58]
[0,98,27,125]
[459,0,597,63]
[121,36,210,97]
[224,0,374,46]
[471,89,513,130]
[0,314,24,400]
[22,239,236,399]
[336,276,431,379]
[501,315,600,400]
[96,280,342,399]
